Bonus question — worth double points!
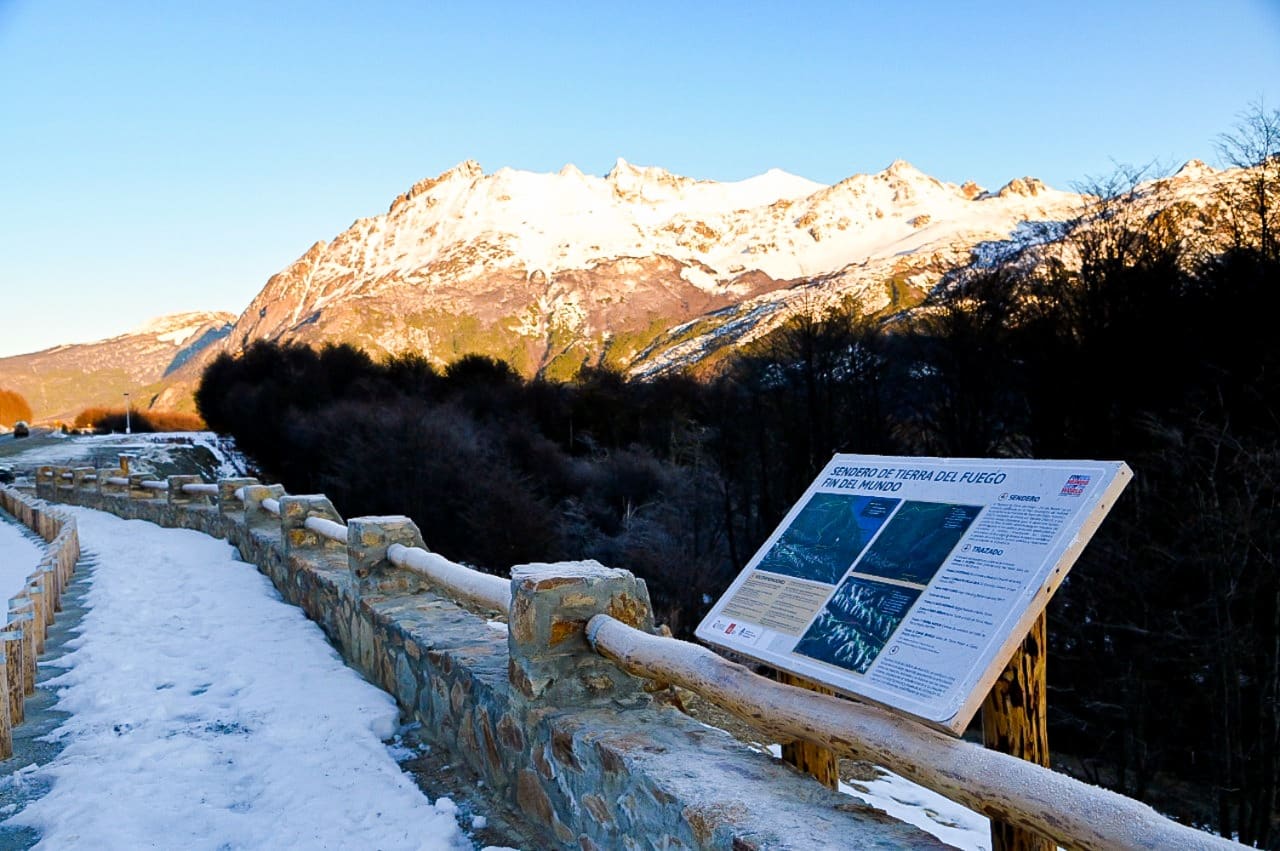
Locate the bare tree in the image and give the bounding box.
[1217,99,1280,257]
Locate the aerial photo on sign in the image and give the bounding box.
[697,455,1131,733]
[794,576,921,674]
[755,494,898,584]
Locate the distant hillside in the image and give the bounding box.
[0,312,234,422]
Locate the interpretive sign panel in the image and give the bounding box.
[696,455,1131,734]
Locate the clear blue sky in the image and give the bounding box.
[1,0,1277,357]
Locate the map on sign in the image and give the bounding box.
[696,455,1131,734]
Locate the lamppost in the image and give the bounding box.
[124,392,131,435]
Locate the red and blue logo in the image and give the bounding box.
[1060,474,1091,496]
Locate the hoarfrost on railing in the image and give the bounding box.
[303,516,347,544]
[387,543,511,613]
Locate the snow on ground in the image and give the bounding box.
[0,516,43,615]
[840,771,992,850]
[185,431,251,478]
[2,432,249,481]
[2,507,485,850]
[767,743,990,850]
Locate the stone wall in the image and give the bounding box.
[0,484,81,759]
[35,466,944,850]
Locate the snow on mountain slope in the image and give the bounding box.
[130,313,231,346]
[280,156,1077,304]
[195,157,1086,389]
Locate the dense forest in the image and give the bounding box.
[197,115,1279,844]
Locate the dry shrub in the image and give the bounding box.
[0,388,32,426]
[72,406,205,433]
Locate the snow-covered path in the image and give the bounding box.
[4,507,474,850]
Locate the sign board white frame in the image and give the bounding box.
[696,454,1131,735]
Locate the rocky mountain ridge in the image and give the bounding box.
[178,158,1090,390]
[7,155,1247,417]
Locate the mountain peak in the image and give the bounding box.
[606,157,665,182]
[1174,159,1217,180]
[445,159,484,180]
[605,157,631,180]
[883,159,924,178]
[604,158,693,201]
[394,161,484,211]
[996,176,1048,198]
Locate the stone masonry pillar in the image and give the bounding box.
[279,495,344,557]
[70,467,96,492]
[216,477,259,514]
[346,516,429,596]
[98,468,122,495]
[126,473,153,500]
[167,475,204,506]
[241,484,286,529]
[508,562,655,705]
[34,467,54,500]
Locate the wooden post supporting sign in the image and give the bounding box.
[776,670,839,789]
[981,610,1052,851]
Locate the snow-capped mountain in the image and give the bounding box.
[0,312,234,422]
[11,155,1251,419]
[192,158,1085,387]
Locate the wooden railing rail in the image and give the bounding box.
[302,516,347,544]
[386,543,512,613]
[585,613,1239,851]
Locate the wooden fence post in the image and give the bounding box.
[982,610,1052,851]
[776,671,840,789]
[6,608,36,697]
[0,632,24,726]
[26,581,46,654]
[0,648,10,760]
